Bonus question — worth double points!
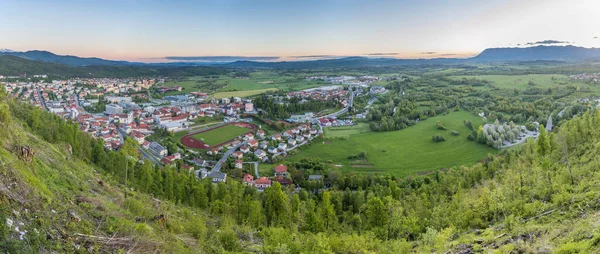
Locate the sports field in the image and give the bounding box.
[323,123,371,138]
[287,111,496,176]
[190,124,250,146]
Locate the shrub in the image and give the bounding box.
[432,135,446,142]
[451,130,460,136]
[435,121,447,130]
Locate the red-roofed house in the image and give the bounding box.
[274,164,288,177]
[255,177,272,189]
[274,176,293,186]
[181,164,194,172]
[230,151,243,159]
[130,131,146,144]
[248,139,259,148]
[242,173,254,186]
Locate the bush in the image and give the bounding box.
[435,121,447,130]
[432,135,446,142]
[467,133,476,141]
[451,130,460,136]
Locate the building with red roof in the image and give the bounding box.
[274,164,288,177]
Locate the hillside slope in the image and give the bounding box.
[0,111,212,252]
[3,86,600,253]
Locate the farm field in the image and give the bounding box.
[220,78,324,92]
[159,71,333,98]
[190,124,250,146]
[287,111,496,177]
[448,74,593,91]
[212,88,279,99]
[160,77,226,95]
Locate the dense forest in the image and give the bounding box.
[2,84,600,252]
[0,55,227,78]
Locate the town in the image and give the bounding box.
[2,75,381,191]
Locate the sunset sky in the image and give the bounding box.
[1,0,599,62]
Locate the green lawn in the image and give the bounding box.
[191,125,250,146]
[324,123,371,138]
[287,111,496,177]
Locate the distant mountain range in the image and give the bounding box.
[0,55,226,77]
[0,50,133,66]
[1,45,600,70]
[471,45,600,62]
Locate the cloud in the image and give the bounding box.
[294,55,336,58]
[525,40,570,45]
[438,53,459,57]
[366,52,398,56]
[164,56,280,62]
[420,52,437,55]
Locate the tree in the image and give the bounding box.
[265,182,291,227]
[137,160,154,192]
[536,126,551,157]
[366,196,388,228]
[319,191,337,231]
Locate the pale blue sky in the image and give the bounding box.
[0,0,599,61]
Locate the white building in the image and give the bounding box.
[245,103,254,112]
[105,104,124,115]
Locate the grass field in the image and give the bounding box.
[212,88,279,99]
[287,111,496,177]
[160,71,332,97]
[448,74,594,91]
[324,123,371,138]
[191,124,250,146]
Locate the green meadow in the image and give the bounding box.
[288,111,496,176]
[160,71,334,98]
[448,74,595,91]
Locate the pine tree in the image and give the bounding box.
[536,126,551,156]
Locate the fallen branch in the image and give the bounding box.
[522,209,556,222]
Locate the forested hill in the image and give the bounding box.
[2,85,600,252]
[0,50,131,66]
[0,55,227,78]
[472,45,600,62]
[4,46,600,72]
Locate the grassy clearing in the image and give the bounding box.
[448,74,594,91]
[190,124,250,146]
[287,111,496,176]
[212,88,279,99]
[324,123,371,138]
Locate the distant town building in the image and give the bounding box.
[105,104,124,114]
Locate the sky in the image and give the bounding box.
[1,0,599,62]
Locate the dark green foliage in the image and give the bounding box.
[432,134,446,142]
[253,95,341,119]
[0,55,226,78]
[436,121,447,130]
